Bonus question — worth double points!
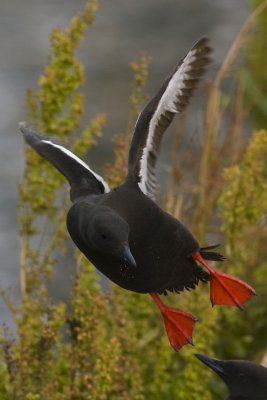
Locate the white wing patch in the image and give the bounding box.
[42,140,110,193]
[138,48,197,197]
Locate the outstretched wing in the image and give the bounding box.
[19,122,110,201]
[127,37,212,199]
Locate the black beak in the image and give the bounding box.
[194,354,225,375]
[121,245,137,268]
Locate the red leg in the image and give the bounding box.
[193,252,256,309]
[150,292,197,351]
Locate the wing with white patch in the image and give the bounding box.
[127,37,212,199]
[19,122,110,201]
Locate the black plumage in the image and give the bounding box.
[66,183,211,294]
[20,38,255,351]
[195,353,267,400]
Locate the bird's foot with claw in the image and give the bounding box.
[150,293,197,351]
[193,252,256,309]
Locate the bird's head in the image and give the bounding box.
[219,359,267,399]
[87,206,136,268]
[195,353,267,399]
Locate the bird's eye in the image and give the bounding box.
[101,233,107,240]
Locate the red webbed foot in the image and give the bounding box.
[150,292,197,351]
[193,252,256,309]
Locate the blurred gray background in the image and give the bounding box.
[0,0,250,328]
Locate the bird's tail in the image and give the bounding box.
[199,244,225,262]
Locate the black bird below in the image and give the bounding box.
[195,353,267,400]
[19,38,255,351]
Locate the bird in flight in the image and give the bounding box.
[20,38,256,351]
[195,353,267,399]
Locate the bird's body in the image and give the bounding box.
[20,38,255,350]
[195,353,267,400]
[67,181,205,294]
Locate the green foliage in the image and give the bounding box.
[216,130,267,362]
[0,1,267,399]
[242,0,267,128]
[26,0,99,135]
[220,129,267,244]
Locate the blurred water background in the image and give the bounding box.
[0,0,250,328]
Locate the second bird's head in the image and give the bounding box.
[195,353,267,400]
[85,206,136,268]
